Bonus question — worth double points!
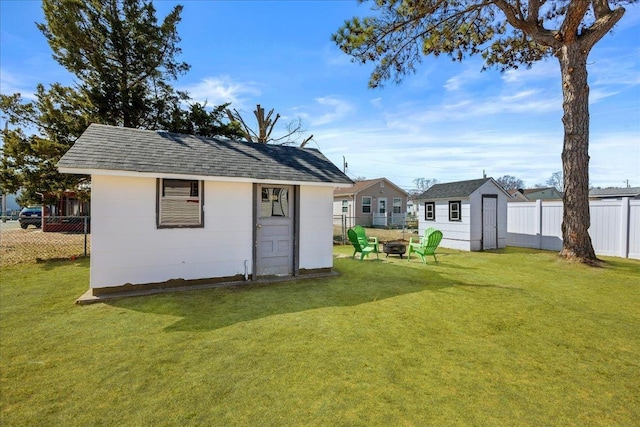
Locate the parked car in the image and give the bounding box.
[18,206,43,229]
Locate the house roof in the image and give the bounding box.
[507,189,529,201]
[522,187,561,195]
[58,124,353,185]
[333,177,407,197]
[417,178,498,200]
[589,187,640,198]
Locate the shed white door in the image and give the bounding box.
[256,186,293,276]
[482,196,498,250]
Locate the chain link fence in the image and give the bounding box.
[0,216,90,266]
[2,214,418,265]
[333,215,418,244]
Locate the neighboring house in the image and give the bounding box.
[41,190,91,233]
[416,178,510,251]
[507,189,529,202]
[589,187,640,200]
[58,124,353,297]
[333,178,409,228]
[406,199,419,217]
[511,187,563,201]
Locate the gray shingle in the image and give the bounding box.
[417,178,492,199]
[589,187,640,198]
[58,124,353,185]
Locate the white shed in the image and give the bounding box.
[416,178,509,251]
[58,124,353,298]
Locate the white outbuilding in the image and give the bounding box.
[416,178,510,251]
[58,124,353,300]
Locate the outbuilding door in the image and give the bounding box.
[256,185,294,276]
[482,195,498,250]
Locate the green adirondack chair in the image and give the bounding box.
[347,226,379,261]
[408,227,436,256]
[407,230,442,264]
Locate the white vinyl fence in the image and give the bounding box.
[507,198,640,259]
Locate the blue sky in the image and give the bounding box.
[1,0,639,191]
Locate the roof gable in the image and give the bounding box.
[417,178,502,199]
[58,124,353,185]
[334,177,407,197]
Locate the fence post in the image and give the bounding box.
[342,215,346,245]
[620,197,630,258]
[83,216,88,257]
[535,199,543,249]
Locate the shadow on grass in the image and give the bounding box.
[1,257,91,271]
[36,257,89,270]
[107,259,459,333]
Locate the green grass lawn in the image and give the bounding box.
[1,247,639,426]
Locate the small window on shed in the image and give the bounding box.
[158,179,203,228]
[425,202,435,221]
[449,201,461,222]
[342,200,348,213]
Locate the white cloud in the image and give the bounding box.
[307,96,355,126]
[370,97,383,108]
[382,87,559,130]
[179,76,261,110]
[324,47,355,68]
[501,60,558,84]
[444,67,484,92]
[444,75,464,92]
[314,118,567,189]
[0,68,36,99]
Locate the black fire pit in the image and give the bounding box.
[382,241,407,258]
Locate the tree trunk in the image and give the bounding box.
[556,44,597,263]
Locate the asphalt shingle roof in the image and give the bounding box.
[333,178,408,197]
[417,178,493,200]
[589,187,640,198]
[58,124,353,185]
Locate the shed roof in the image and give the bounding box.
[58,124,353,185]
[418,178,495,200]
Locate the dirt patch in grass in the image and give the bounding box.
[0,225,89,265]
[333,225,418,244]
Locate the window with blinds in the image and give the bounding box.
[158,179,203,227]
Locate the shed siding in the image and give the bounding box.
[417,179,508,251]
[90,175,253,288]
[469,190,483,250]
[300,186,334,270]
[421,201,472,251]
[90,175,336,289]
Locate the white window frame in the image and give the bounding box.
[393,197,402,214]
[449,200,461,222]
[362,196,372,214]
[425,202,435,221]
[342,199,348,213]
[157,178,204,228]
